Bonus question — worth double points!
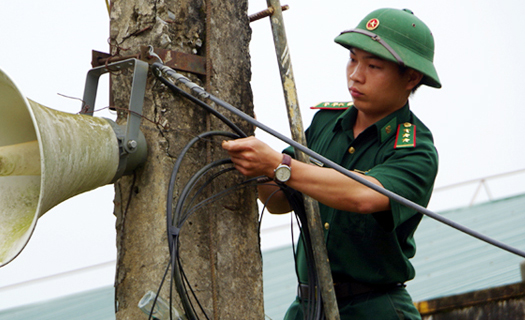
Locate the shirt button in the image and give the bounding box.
[324,222,330,230]
[348,147,355,154]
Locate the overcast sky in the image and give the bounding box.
[1,0,525,311]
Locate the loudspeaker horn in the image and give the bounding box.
[0,60,148,267]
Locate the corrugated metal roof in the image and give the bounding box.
[1,194,524,319]
[261,193,525,317]
[262,244,297,319]
[0,249,298,320]
[0,286,114,320]
[407,193,525,301]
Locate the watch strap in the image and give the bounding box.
[281,154,292,167]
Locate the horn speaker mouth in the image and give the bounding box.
[0,68,123,267]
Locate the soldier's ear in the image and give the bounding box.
[406,69,424,91]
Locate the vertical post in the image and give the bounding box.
[110,1,263,319]
[265,1,340,319]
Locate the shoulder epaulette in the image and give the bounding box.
[311,101,353,110]
[394,122,416,148]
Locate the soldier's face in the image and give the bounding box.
[346,48,419,119]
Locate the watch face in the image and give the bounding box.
[275,166,291,182]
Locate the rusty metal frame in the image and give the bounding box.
[91,47,206,76]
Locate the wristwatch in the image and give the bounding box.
[274,154,292,183]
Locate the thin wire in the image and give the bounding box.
[167,131,240,253]
[258,185,324,319]
[115,172,137,313]
[162,125,317,319]
[149,261,172,320]
[174,172,321,319]
[283,186,323,319]
[171,162,250,319]
[181,172,257,220]
[166,131,247,319]
[174,159,234,224]
[165,136,323,319]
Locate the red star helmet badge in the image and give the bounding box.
[366,18,380,31]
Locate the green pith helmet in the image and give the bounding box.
[335,8,441,88]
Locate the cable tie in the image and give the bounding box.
[257,176,272,183]
[169,226,181,236]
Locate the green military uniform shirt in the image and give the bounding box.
[289,102,438,287]
[283,102,437,319]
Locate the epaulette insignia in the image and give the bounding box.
[394,122,416,148]
[311,101,353,110]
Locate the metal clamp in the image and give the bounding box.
[80,58,148,154]
[80,58,149,181]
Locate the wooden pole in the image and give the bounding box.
[109,1,263,319]
[265,2,340,319]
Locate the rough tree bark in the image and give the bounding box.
[109,0,264,319]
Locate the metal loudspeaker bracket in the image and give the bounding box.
[80,58,149,181]
[81,58,148,154]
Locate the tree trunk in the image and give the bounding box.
[109,0,263,319]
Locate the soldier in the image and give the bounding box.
[223,8,440,320]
